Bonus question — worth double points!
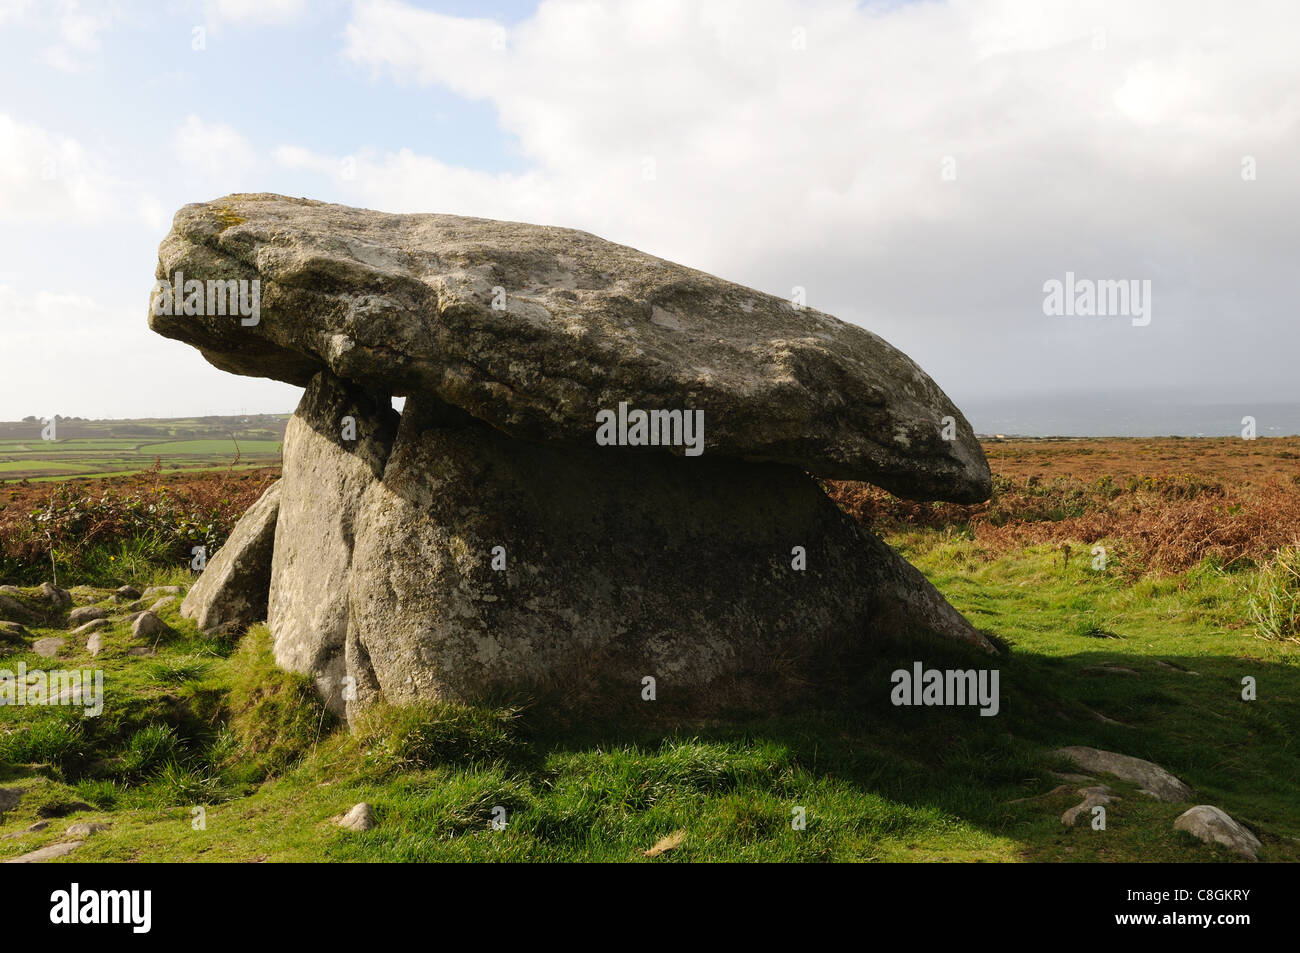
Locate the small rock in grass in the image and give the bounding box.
[0,788,22,815]
[0,593,36,623]
[2,841,82,863]
[33,637,66,659]
[150,595,178,613]
[86,632,103,657]
[336,803,377,831]
[1054,746,1193,803]
[114,586,141,601]
[39,582,72,610]
[126,646,156,657]
[0,821,48,840]
[65,822,109,838]
[71,618,110,636]
[67,606,109,627]
[131,611,168,641]
[1061,785,1119,827]
[0,620,31,642]
[1174,805,1261,861]
[142,586,183,599]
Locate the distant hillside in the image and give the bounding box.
[0,414,289,481]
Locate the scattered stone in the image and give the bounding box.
[1,841,82,863]
[643,830,686,858]
[335,803,376,831]
[39,582,72,610]
[142,586,183,599]
[64,821,109,838]
[114,585,141,602]
[150,595,179,614]
[0,821,48,840]
[1054,746,1193,802]
[0,620,31,642]
[67,606,109,626]
[126,646,156,657]
[0,787,22,815]
[1061,785,1120,827]
[1174,805,1261,860]
[32,637,66,659]
[71,618,110,636]
[86,632,103,657]
[131,610,169,641]
[0,592,36,623]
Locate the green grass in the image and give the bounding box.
[0,460,85,472]
[1,532,1296,863]
[137,440,283,455]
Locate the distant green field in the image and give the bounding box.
[138,439,284,455]
[0,414,288,481]
[0,460,85,472]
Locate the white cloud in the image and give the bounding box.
[0,113,118,222]
[325,0,1300,402]
[205,0,307,27]
[173,113,259,185]
[0,0,31,26]
[40,0,118,72]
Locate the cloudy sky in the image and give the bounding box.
[1,0,1296,427]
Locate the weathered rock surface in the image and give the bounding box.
[40,583,72,610]
[0,593,36,624]
[70,618,109,636]
[33,637,65,659]
[0,620,30,644]
[151,194,989,502]
[64,822,109,838]
[1061,785,1119,827]
[1054,747,1193,802]
[336,802,377,831]
[181,480,281,633]
[1,821,47,840]
[268,373,398,714]
[1173,805,1261,860]
[340,394,991,716]
[2,841,82,863]
[67,606,108,627]
[131,611,169,641]
[0,788,21,816]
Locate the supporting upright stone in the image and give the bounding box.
[268,371,398,715]
[181,480,281,634]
